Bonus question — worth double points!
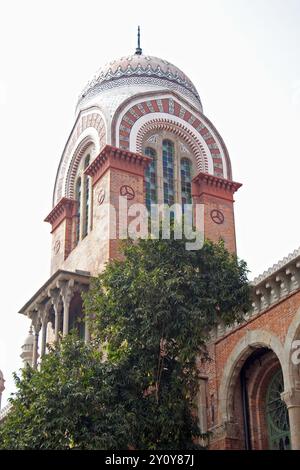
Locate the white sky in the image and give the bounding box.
[1,0,300,405]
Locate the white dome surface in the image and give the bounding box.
[77,54,203,113]
[23,329,34,347]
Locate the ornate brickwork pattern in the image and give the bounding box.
[117,98,225,177]
[136,118,209,173]
[78,55,203,111]
[54,112,106,205]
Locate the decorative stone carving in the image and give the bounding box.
[215,250,300,339]
[78,55,202,111]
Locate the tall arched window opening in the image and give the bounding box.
[144,147,157,211]
[83,155,91,238]
[181,158,192,206]
[75,177,81,245]
[162,140,175,205]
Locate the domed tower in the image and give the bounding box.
[19,33,241,360]
[20,326,35,367]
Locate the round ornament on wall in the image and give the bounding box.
[54,240,61,254]
[210,209,224,225]
[120,185,135,200]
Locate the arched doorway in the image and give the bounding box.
[237,348,290,449]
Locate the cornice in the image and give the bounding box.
[84,144,151,185]
[44,197,76,232]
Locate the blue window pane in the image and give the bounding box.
[144,147,157,211]
[162,140,175,205]
[75,178,81,244]
[181,158,192,206]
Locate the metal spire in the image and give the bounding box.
[135,26,142,55]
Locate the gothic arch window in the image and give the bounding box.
[266,369,291,450]
[162,139,175,205]
[75,177,81,245]
[180,158,192,205]
[73,150,93,246]
[143,133,196,207]
[83,155,91,238]
[145,147,157,211]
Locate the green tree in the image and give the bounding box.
[83,237,251,449]
[0,335,133,449]
[0,236,251,450]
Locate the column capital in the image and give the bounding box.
[29,310,42,334]
[59,279,75,307]
[49,288,62,311]
[281,388,300,408]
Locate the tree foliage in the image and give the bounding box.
[0,336,132,449]
[0,236,251,449]
[83,237,251,449]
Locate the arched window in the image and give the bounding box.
[69,293,85,340]
[75,177,81,244]
[162,140,175,205]
[83,155,91,238]
[266,369,290,449]
[181,158,192,205]
[84,154,90,170]
[144,147,157,211]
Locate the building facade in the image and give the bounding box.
[17,41,300,450]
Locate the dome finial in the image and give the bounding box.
[135,26,142,55]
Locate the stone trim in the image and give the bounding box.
[19,270,91,317]
[217,330,289,424]
[116,97,227,178]
[253,247,300,285]
[214,249,300,340]
[53,110,106,206]
[192,172,242,202]
[44,198,76,233]
[85,144,151,186]
[136,118,209,173]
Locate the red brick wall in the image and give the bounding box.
[203,289,300,449]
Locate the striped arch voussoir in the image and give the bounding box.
[118,98,224,177]
[55,111,106,204]
[66,136,94,199]
[136,118,209,173]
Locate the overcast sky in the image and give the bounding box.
[1,0,300,405]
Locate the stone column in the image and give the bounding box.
[40,303,51,357]
[61,279,74,337]
[51,291,62,342]
[63,297,70,336]
[198,377,208,434]
[32,316,42,369]
[281,388,300,450]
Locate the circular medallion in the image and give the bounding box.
[210,209,224,225]
[54,240,61,254]
[120,185,135,200]
[97,188,105,205]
